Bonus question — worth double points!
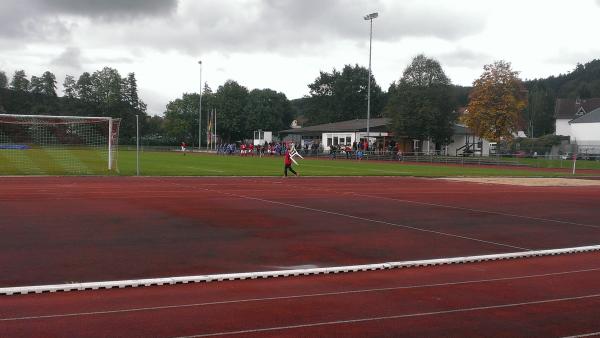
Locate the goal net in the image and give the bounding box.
[0,114,121,175]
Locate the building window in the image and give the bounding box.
[327,138,332,146]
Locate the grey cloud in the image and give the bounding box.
[0,2,72,41]
[438,48,491,68]
[51,47,83,70]
[117,0,487,56]
[0,0,178,41]
[36,0,179,19]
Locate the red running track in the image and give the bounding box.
[0,176,599,287]
[1,251,599,337]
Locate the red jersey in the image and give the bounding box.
[284,150,292,166]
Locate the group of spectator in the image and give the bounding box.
[328,140,371,160]
[216,142,292,157]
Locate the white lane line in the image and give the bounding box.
[2,267,598,322]
[155,178,532,251]
[562,332,600,338]
[279,180,600,230]
[176,293,600,337]
[191,185,530,251]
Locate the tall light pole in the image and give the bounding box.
[364,12,378,146]
[198,60,203,150]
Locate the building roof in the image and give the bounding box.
[453,123,473,135]
[570,107,600,124]
[555,98,600,119]
[280,117,391,134]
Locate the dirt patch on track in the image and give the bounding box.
[443,177,600,186]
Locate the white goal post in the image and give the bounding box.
[0,114,121,174]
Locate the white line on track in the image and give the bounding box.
[175,293,600,337]
[278,180,600,230]
[1,267,598,322]
[562,332,600,338]
[174,181,530,251]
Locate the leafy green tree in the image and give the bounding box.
[305,64,384,125]
[10,70,29,92]
[245,89,292,133]
[76,72,94,102]
[214,80,249,142]
[400,54,450,87]
[163,93,201,145]
[462,61,527,142]
[40,71,57,96]
[63,75,77,98]
[122,72,140,110]
[0,71,8,88]
[29,75,44,94]
[524,81,555,137]
[385,55,456,146]
[91,67,122,108]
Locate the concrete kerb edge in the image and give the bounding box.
[2,245,599,295]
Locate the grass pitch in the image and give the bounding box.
[116,150,582,177]
[1,148,596,177]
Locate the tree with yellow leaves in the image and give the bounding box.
[462,61,527,142]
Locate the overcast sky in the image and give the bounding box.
[1,0,600,116]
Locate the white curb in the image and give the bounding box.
[2,245,599,295]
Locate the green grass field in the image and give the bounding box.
[1,148,598,177]
[115,150,588,177]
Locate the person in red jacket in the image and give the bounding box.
[284,147,299,177]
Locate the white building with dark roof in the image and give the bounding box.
[554,98,600,137]
[280,118,492,155]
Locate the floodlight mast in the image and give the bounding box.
[198,60,203,150]
[364,12,378,148]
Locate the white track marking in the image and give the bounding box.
[562,333,600,338]
[185,184,530,251]
[1,267,598,321]
[277,180,600,230]
[176,293,600,337]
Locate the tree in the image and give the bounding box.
[214,80,249,142]
[163,93,200,145]
[10,70,29,92]
[40,71,57,96]
[63,75,77,98]
[385,55,456,146]
[91,67,122,108]
[122,72,140,110]
[400,54,450,87]
[462,61,527,142]
[0,71,8,88]
[524,81,555,137]
[305,64,384,125]
[76,72,94,102]
[29,75,44,94]
[245,89,292,133]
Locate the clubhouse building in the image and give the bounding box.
[280,117,492,156]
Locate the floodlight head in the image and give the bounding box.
[364,12,378,20]
[198,60,202,64]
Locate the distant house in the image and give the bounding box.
[554,98,600,154]
[554,98,600,137]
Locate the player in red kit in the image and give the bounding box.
[284,147,299,177]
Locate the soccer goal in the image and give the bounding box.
[0,114,121,175]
